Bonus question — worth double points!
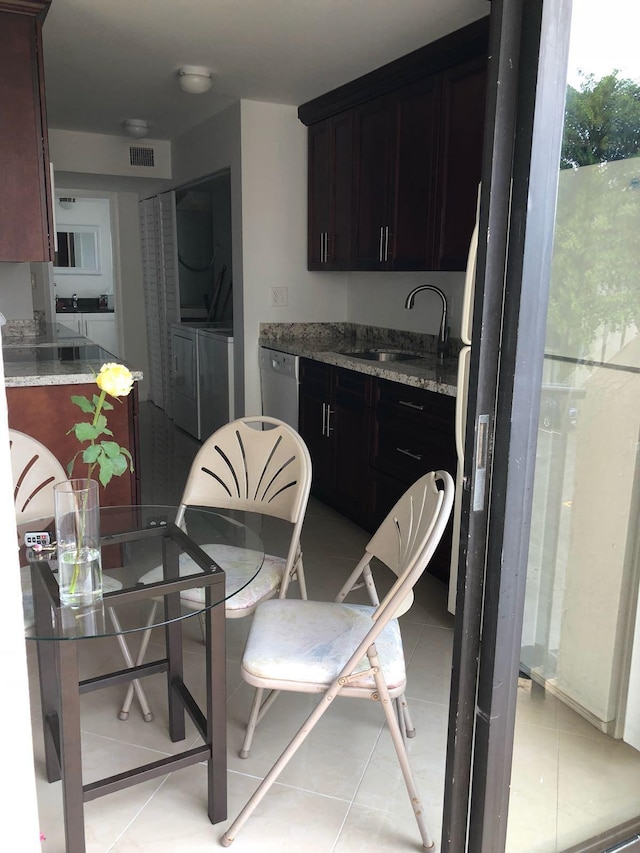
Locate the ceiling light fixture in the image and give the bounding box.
[58,197,76,210]
[122,119,149,139]
[177,65,213,94]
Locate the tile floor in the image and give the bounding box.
[27,402,640,852]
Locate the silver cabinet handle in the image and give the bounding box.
[398,400,425,412]
[321,402,327,436]
[320,233,324,263]
[396,447,423,461]
[379,226,384,263]
[324,232,329,263]
[384,225,390,261]
[326,405,334,435]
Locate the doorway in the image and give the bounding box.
[175,170,232,325]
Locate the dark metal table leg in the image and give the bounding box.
[31,564,62,783]
[57,639,86,853]
[206,578,227,823]
[165,536,185,742]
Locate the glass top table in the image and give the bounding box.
[21,504,264,853]
[20,504,265,641]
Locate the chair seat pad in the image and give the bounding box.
[138,544,284,614]
[242,599,406,692]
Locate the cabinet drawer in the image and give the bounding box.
[373,421,455,485]
[375,379,455,431]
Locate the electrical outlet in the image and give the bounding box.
[269,286,288,307]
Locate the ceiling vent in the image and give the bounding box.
[129,146,155,168]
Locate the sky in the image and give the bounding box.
[566,2,640,88]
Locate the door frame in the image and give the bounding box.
[441,0,591,849]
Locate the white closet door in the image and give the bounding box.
[139,196,164,409]
[157,191,180,418]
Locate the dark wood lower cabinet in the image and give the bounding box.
[7,382,141,506]
[299,360,457,582]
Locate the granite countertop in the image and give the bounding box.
[259,322,458,396]
[2,321,143,388]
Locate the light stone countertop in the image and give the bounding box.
[259,322,458,397]
[2,322,143,388]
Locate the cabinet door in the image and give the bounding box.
[435,56,487,270]
[83,313,118,356]
[332,368,373,528]
[351,96,395,270]
[55,313,82,335]
[308,121,331,269]
[391,76,440,270]
[308,113,353,270]
[298,360,335,500]
[0,9,52,262]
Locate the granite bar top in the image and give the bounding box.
[259,322,458,396]
[1,321,143,388]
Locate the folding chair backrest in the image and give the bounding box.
[177,416,311,524]
[10,429,68,523]
[366,470,454,619]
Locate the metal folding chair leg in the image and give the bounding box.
[239,687,281,758]
[397,692,416,738]
[109,604,157,722]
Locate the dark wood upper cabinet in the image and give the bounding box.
[351,95,395,269]
[300,16,489,273]
[391,75,440,270]
[435,56,487,271]
[308,112,353,270]
[0,2,53,263]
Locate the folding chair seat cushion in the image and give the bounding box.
[138,544,286,614]
[241,598,406,694]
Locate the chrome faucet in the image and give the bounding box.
[404,284,448,359]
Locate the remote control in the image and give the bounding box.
[24,531,52,548]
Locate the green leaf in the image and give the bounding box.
[97,456,114,487]
[110,453,128,477]
[101,441,122,459]
[71,395,95,413]
[120,447,134,471]
[74,422,99,441]
[66,451,81,477]
[82,445,102,463]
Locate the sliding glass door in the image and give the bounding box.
[507,0,640,848]
[444,1,640,850]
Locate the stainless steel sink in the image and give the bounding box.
[345,350,416,362]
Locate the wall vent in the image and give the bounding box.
[129,146,155,167]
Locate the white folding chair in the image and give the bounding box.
[222,469,454,850]
[117,415,312,721]
[10,429,153,719]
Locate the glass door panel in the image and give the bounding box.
[507,1,640,849]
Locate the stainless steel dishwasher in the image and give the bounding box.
[259,347,299,430]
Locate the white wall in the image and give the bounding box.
[347,270,465,339]
[0,264,34,320]
[0,357,41,851]
[49,129,171,180]
[239,100,348,413]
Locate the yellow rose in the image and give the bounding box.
[96,363,134,398]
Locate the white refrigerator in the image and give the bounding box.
[448,187,480,614]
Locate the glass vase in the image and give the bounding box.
[54,479,103,609]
